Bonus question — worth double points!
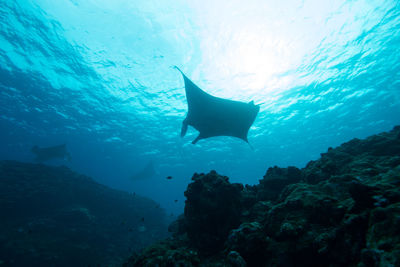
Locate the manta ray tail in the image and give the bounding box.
[241,136,254,150]
[247,142,255,150]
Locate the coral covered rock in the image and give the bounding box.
[184,170,243,254]
[226,222,268,265]
[257,166,302,201]
[303,126,400,184]
[123,238,201,267]
[125,125,400,266]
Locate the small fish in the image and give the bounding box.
[174,199,178,203]
[141,217,145,222]
[166,176,173,180]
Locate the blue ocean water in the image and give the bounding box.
[0,0,399,215]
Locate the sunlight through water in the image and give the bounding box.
[0,0,399,214]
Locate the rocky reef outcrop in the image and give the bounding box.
[0,161,168,266]
[125,126,400,267]
[184,171,243,254]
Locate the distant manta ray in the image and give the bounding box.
[175,66,260,144]
[130,161,157,180]
[31,144,71,162]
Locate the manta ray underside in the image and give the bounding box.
[175,67,260,144]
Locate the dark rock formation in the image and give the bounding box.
[125,126,400,267]
[124,238,201,266]
[0,161,168,266]
[257,166,302,201]
[184,171,243,254]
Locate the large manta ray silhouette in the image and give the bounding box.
[175,67,260,144]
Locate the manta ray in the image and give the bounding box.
[175,67,260,144]
[130,161,157,180]
[31,144,71,162]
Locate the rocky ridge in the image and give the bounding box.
[0,161,168,266]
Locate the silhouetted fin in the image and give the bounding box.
[192,134,202,144]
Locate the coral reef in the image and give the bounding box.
[184,171,243,254]
[0,161,168,266]
[125,126,400,266]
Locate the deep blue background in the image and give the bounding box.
[1,0,399,214]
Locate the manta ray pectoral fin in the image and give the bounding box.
[174,66,184,75]
[181,119,188,137]
[192,134,203,144]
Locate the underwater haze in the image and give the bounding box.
[1,0,400,215]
